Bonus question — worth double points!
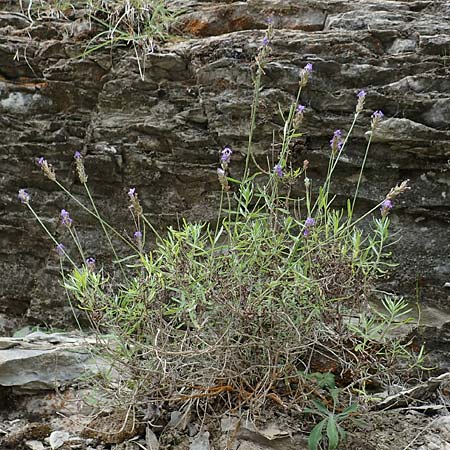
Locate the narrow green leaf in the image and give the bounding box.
[338,403,358,418]
[326,416,339,450]
[312,399,331,416]
[308,420,326,450]
[329,388,340,406]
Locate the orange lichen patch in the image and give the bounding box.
[229,16,257,32]
[184,18,211,36]
[0,75,48,90]
[17,79,48,89]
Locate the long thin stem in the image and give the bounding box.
[60,260,83,332]
[83,183,128,279]
[311,112,361,214]
[26,204,77,268]
[279,85,303,164]
[54,179,138,252]
[69,227,86,262]
[351,131,374,217]
[245,72,262,179]
[141,214,162,241]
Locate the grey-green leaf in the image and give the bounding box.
[308,420,326,450]
[326,416,339,450]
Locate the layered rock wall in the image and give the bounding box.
[1,0,449,333]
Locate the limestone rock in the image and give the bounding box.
[0,333,107,391]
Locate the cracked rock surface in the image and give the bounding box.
[0,0,449,332]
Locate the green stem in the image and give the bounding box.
[311,112,361,214]
[60,260,83,332]
[141,214,162,242]
[69,227,86,262]
[26,204,77,268]
[279,86,303,164]
[351,131,373,217]
[245,72,262,180]
[54,179,138,252]
[83,183,127,279]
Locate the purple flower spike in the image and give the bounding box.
[372,110,384,119]
[303,217,315,238]
[221,147,233,164]
[74,151,82,160]
[262,36,269,46]
[274,163,283,177]
[356,90,367,113]
[128,187,136,199]
[330,129,343,153]
[86,257,96,270]
[300,63,313,87]
[305,217,316,228]
[296,104,306,114]
[217,167,229,191]
[371,110,384,129]
[60,209,73,227]
[18,189,30,204]
[380,199,393,217]
[56,243,65,257]
[38,157,45,166]
[134,231,143,240]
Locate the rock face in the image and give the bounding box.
[0,332,106,391]
[0,0,449,332]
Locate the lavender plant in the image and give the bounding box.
[18,20,422,445]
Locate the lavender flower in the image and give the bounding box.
[356,90,366,113]
[371,110,384,129]
[330,129,343,153]
[86,257,96,271]
[385,179,411,201]
[294,104,306,128]
[262,36,269,47]
[221,147,233,169]
[300,63,313,87]
[380,199,393,217]
[60,209,73,227]
[134,231,143,240]
[274,163,283,177]
[56,243,65,257]
[305,217,316,227]
[18,189,30,204]
[303,217,316,237]
[74,151,87,183]
[128,187,143,217]
[217,167,229,191]
[37,157,56,181]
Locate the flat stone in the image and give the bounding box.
[0,333,108,391]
